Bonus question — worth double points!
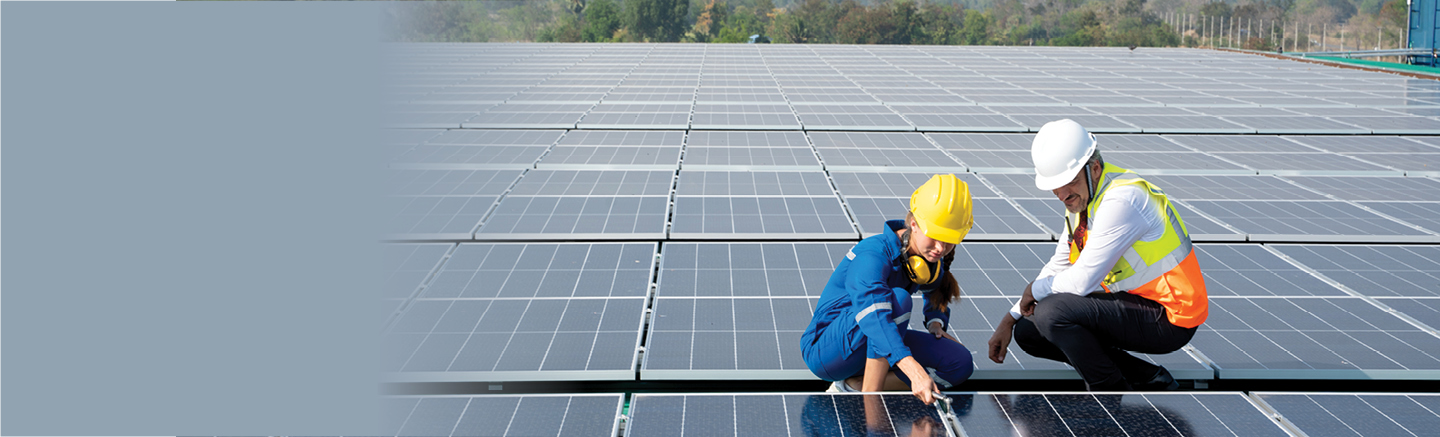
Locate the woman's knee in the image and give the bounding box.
[929,341,974,387]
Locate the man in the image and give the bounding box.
[985,119,1208,391]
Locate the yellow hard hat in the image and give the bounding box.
[909,174,973,244]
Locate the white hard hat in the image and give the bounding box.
[1031,119,1097,191]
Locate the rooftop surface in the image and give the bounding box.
[380,43,1440,436]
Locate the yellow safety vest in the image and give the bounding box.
[1067,163,1209,328]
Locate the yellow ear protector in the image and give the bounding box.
[900,228,941,285]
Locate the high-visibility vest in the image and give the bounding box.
[1067,163,1208,328]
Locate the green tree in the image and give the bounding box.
[583,0,623,42]
[961,10,994,44]
[626,0,690,41]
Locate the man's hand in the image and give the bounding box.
[927,321,961,344]
[987,313,1017,364]
[1018,281,1037,317]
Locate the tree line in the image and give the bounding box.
[386,0,1404,49]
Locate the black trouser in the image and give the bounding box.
[1014,292,1197,391]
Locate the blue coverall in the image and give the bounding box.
[800,220,974,389]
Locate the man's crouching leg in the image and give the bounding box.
[1026,293,1130,391]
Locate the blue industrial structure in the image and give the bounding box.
[1410,0,1440,65]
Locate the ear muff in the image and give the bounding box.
[907,255,940,285]
[900,228,941,285]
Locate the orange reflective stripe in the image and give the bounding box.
[1126,249,1208,328]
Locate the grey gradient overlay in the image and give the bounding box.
[4,2,384,435]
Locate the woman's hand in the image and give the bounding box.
[927,321,961,345]
[896,356,939,404]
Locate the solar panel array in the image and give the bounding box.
[381,43,1440,435]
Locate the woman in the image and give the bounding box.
[801,174,975,404]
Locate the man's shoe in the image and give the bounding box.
[1133,366,1179,391]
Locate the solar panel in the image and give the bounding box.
[1206,152,1402,176]
[1106,151,1256,174]
[476,196,668,240]
[392,145,552,170]
[1272,244,1440,298]
[685,130,809,148]
[813,147,964,172]
[830,171,995,198]
[382,394,622,436]
[1331,116,1440,134]
[1373,298,1440,333]
[420,243,655,299]
[1286,136,1440,154]
[956,393,1290,436]
[1253,393,1440,437]
[1143,175,1328,201]
[1191,296,1440,379]
[1290,176,1440,201]
[905,113,1027,132]
[464,110,585,129]
[1163,135,1316,153]
[507,170,673,196]
[845,197,1049,240]
[626,393,947,436]
[386,112,479,129]
[1009,114,1140,133]
[691,103,801,130]
[976,173,1049,199]
[675,170,835,196]
[927,133,1034,150]
[1111,115,1253,133]
[384,170,523,239]
[643,297,817,379]
[384,296,644,380]
[1341,153,1440,176]
[794,107,915,131]
[382,243,454,322]
[387,195,499,240]
[537,146,682,170]
[1093,134,1192,152]
[655,242,850,298]
[1182,200,1439,243]
[944,150,1032,172]
[577,111,691,130]
[807,132,939,149]
[670,196,858,240]
[1196,244,1350,297]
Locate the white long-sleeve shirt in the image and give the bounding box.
[1009,183,1166,320]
